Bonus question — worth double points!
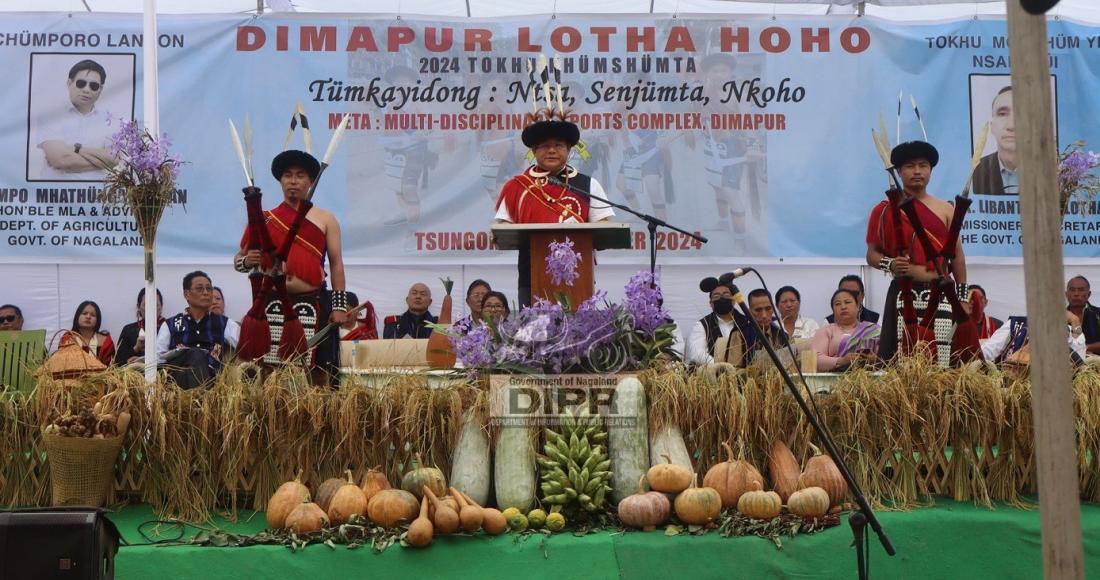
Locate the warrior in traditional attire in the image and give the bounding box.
[865,141,969,367]
[234,150,348,378]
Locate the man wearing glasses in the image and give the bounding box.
[494,110,615,306]
[0,305,24,331]
[37,59,118,180]
[156,271,240,389]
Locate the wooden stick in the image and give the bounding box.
[1007,2,1084,578]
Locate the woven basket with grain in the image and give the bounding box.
[43,431,122,507]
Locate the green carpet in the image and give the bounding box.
[109,500,1100,579]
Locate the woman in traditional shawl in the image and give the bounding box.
[812,289,881,372]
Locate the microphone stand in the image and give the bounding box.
[546,176,708,279]
[732,291,894,580]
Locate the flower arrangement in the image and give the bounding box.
[448,271,679,374]
[1059,140,1100,216]
[545,237,582,286]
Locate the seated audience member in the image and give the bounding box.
[981,311,1085,366]
[0,304,24,331]
[775,286,819,342]
[340,291,379,341]
[114,288,166,365]
[157,271,240,389]
[812,289,881,372]
[825,275,880,324]
[452,279,492,335]
[686,275,757,367]
[384,283,437,339]
[210,286,227,317]
[1066,275,1100,355]
[969,285,1003,340]
[745,288,796,368]
[481,291,510,324]
[60,300,115,365]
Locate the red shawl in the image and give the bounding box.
[495,168,590,223]
[239,201,327,288]
[866,197,950,270]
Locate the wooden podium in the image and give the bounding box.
[493,222,631,307]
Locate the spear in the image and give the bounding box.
[961,122,991,198]
[228,119,252,186]
[910,94,928,141]
[243,113,254,184]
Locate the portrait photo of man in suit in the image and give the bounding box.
[973,86,1017,196]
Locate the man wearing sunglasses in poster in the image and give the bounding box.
[36,59,118,180]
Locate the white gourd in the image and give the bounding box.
[450,408,492,506]
[608,376,649,504]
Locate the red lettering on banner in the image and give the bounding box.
[801,27,830,52]
[518,27,541,52]
[720,27,749,53]
[236,25,264,51]
[760,27,791,53]
[346,27,379,51]
[465,28,491,51]
[388,26,415,52]
[665,26,695,52]
[840,27,870,53]
[276,25,287,51]
[415,231,498,251]
[550,27,582,52]
[300,26,336,51]
[590,27,615,52]
[626,27,655,52]
[425,27,453,52]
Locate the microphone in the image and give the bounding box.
[719,267,755,284]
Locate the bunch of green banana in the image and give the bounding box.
[537,408,612,520]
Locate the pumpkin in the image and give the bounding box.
[768,440,801,503]
[402,452,448,501]
[647,453,693,494]
[788,486,830,519]
[406,496,434,548]
[673,475,722,526]
[285,502,328,534]
[799,443,848,506]
[316,475,347,512]
[451,486,483,532]
[736,481,781,520]
[424,486,460,534]
[328,470,369,526]
[367,489,420,528]
[359,466,391,502]
[703,442,764,509]
[266,470,311,530]
[618,475,671,531]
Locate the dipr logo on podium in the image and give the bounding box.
[488,374,635,428]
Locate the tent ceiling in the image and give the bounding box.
[3,0,1098,22]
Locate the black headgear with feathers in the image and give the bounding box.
[521,119,581,149]
[890,141,939,169]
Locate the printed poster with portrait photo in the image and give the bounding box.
[25,52,136,183]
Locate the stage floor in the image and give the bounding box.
[109,499,1100,579]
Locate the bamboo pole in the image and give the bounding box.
[142,0,160,385]
[1006,3,1084,578]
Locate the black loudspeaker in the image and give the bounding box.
[0,507,121,580]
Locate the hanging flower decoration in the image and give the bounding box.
[1059,140,1100,216]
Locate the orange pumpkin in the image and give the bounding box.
[799,443,847,506]
[768,440,801,503]
[285,502,328,534]
[647,454,693,494]
[788,486,830,519]
[368,489,420,528]
[266,470,310,530]
[703,442,764,509]
[328,470,369,526]
[736,481,781,520]
[359,466,392,502]
[673,475,722,526]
